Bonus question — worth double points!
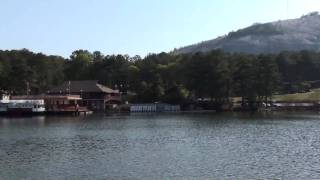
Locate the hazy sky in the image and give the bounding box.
[0,0,319,57]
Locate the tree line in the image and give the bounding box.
[0,49,320,107]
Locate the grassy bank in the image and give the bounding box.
[273,89,320,102]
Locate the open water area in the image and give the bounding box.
[1,112,320,179]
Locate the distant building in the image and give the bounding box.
[130,103,180,112]
[47,80,121,111]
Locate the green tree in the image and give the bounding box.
[256,55,280,104]
[233,54,259,109]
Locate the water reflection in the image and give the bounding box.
[0,112,320,179]
[0,116,46,127]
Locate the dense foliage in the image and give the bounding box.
[0,49,320,106]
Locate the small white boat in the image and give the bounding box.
[0,95,45,115]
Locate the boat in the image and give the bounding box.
[43,95,91,115]
[0,94,92,116]
[0,95,45,115]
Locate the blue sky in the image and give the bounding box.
[0,0,319,57]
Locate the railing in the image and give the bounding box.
[46,105,88,112]
[105,96,121,102]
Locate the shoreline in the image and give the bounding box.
[1,109,320,118]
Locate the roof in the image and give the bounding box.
[11,95,44,100]
[11,95,82,100]
[44,95,82,100]
[49,80,119,94]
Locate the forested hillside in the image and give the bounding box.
[1,49,320,105]
[175,12,320,54]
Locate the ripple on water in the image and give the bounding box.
[1,113,320,179]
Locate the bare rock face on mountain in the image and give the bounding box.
[174,12,320,54]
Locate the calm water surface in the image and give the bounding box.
[1,112,320,179]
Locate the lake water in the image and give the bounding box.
[1,112,320,179]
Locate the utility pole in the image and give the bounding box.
[26,81,30,95]
[68,81,71,95]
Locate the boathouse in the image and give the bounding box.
[130,103,180,112]
[47,80,121,111]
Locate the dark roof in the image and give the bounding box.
[49,80,119,94]
[12,95,82,100]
